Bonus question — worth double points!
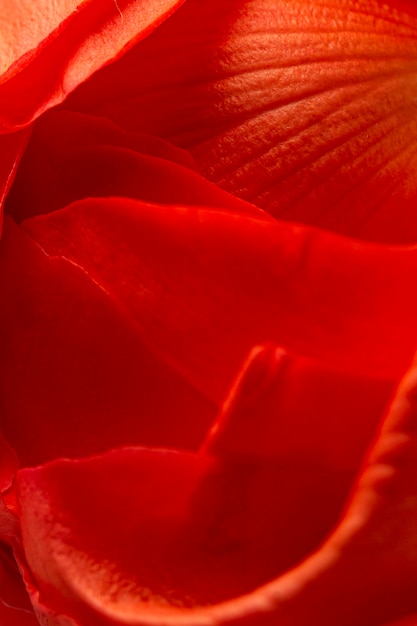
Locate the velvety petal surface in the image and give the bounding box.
[14,350,417,626]
[67,0,417,243]
[0,0,186,131]
[0,217,215,467]
[14,442,348,624]
[12,348,357,625]
[5,110,263,223]
[10,338,366,624]
[22,197,417,406]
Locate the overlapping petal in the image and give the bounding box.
[67,0,417,243]
[0,0,186,132]
[22,196,417,403]
[5,190,416,482]
[12,347,417,626]
[3,195,405,471]
[0,217,215,467]
[1,1,417,624]
[201,345,390,470]
[9,347,356,625]
[4,110,263,223]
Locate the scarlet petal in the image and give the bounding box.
[23,197,417,405]
[68,0,417,243]
[0,431,18,495]
[0,544,35,619]
[13,441,347,624]
[0,0,186,131]
[202,344,392,471]
[0,217,215,467]
[16,449,220,622]
[323,356,417,621]
[15,352,417,626]
[5,110,262,222]
[0,598,38,626]
[254,352,417,626]
[0,129,30,234]
[384,616,417,626]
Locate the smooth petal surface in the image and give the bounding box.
[0,0,186,131]
[384,617,417,626]
[0,430,18,495]
[0,599,38,626]
[201,344,392,470]
[68,0,417,243]
[0,217,215,467]
[22,197,417,405]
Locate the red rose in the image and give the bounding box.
[1,1,417,625]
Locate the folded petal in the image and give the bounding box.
[15,450,222,621]
[0,217,215,467]
[16,348,417,626]
[243,349,417,626]
[5,110,263,223]
[13,440,347,624]
[9,193,401,470]
[0,0,186,131]
[201,344,392,471]
[199,349,417,626]
[22,197,417,405]
[68,0,417,243]
[321,354,417,622]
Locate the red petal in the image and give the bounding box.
[14,339,417,626]
[0,431,18,495]
[16,350,417,626]
[16,449,220,621]
[384,617,417,626]
[0,217,215,467]
[5,110,263,223]
[22,197,417,405]
[254,351,417,626]
[0,599,38,626]
[323,356,417,620]
[13,442,347,624]
[201,344,392,471]
[0,0,186,131]
[0,544,35,618]
[68,0,417,243]
[0,129,30,234]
